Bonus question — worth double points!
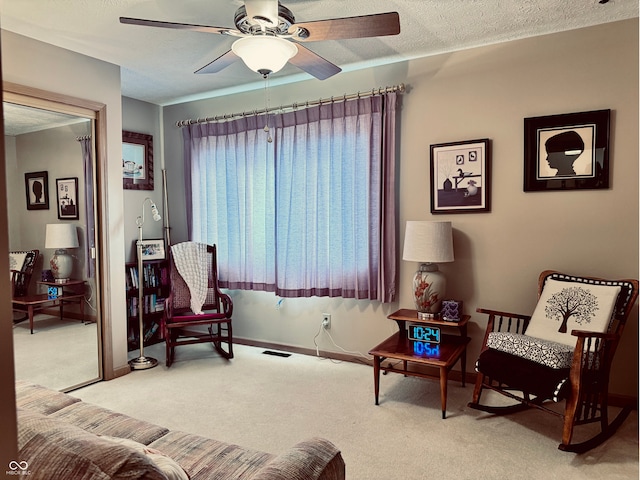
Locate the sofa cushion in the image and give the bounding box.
[149,430,274,479]
[50,401,170,445]
[99,436,189,480]
[250,437,345,480]
[17,409,168,480]
[525,278,620,348]
[486,331,574,369]
[15,380,82,415]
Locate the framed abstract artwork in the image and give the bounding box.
[56,177,79,220]
[430,138,491,214]
[524,109,610,192]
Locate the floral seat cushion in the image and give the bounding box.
[486,331,573,369]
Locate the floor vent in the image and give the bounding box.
[262,350,291,358]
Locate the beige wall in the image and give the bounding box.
[122,97,164,264]
[163,20,638,397]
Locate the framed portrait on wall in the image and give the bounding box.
[123,130,154,190]
[24,171,50,210]
[430,138,491,214]
[524,109,610,191]
[56,177,79,220]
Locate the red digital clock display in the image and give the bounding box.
[408,323,441,344]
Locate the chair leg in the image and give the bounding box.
[559,406,632,453]
[470,371,486,406]
[165,329,175,367]
[208,321,234,360]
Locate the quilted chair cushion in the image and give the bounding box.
[486,331,573,369]
[525,278,620,348]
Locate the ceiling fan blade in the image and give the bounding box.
[290,12,400,42]
[120,16,236,36]
[288,44,341,80]
[244,0,279,27]
[195,50,239,74]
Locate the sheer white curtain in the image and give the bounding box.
[182,93,398,301]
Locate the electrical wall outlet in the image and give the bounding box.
[322,313,331,329]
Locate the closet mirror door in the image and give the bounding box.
[5,99,103,392]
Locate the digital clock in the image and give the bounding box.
[47,286,62,299]
[408,323,441,344]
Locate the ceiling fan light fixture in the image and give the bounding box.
[232,36,298,76]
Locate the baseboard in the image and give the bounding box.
[234,337,638,409]
[234,337,371,366]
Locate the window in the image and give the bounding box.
[183,93,398,302]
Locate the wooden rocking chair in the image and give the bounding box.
[162,243,233,367]
[468,270,638,453]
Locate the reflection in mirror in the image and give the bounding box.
[5,101,101,392]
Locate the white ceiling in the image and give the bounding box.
[1,0,637,106]
[3,102,89,136]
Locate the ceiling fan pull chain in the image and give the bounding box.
[263,75,273,143]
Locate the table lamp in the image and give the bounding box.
[402,221,454,318]
[45,223,79,283]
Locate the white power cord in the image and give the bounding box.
[313,319,370,361]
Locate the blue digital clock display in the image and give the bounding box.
[412,341,440,356]
[408,324,441,344]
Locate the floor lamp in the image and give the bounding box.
[129,197,162,370]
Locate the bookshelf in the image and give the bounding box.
[125,259,170,352]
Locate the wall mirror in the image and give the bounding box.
[4,84,107,392]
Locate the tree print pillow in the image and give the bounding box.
[525,278,621,348]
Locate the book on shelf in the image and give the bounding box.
[144,322,159,342]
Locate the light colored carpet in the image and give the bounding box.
[72,342,639,480]
[13,314,100,391]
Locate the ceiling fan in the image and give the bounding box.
[120,0,400,80]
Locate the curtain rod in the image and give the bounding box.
[175,83,405,127]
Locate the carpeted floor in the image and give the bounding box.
[13,313,100,391]
[72,342,639,480]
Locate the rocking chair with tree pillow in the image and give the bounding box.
[162,242,233,367]
[468,270,638,453]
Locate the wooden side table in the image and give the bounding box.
[369,308,470,418]
[12,279,87,333]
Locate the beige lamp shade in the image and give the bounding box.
[402,221,454,263]
[45,223,79,249]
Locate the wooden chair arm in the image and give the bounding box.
[475,308,531,352]
[571,329,617,341]
[220,292,233,317]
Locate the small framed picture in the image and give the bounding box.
[138,239,165,260]
[524,109,610,191]
[123,130,154,190]
[56,177,79,220]
[430,139,491,214]
[24,171,49,210]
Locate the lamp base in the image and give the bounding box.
[129,356,158,370]
[50,249,73,283]
[413,263,447,317]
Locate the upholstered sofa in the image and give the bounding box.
[15,380,345,480]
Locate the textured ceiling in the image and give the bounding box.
[1,0,637,106]
[3,102,89,136]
